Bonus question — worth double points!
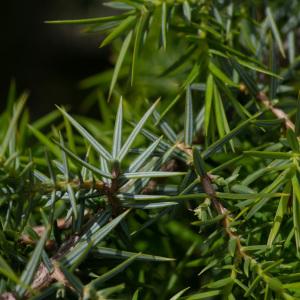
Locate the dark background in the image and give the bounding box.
[0,0,111,118]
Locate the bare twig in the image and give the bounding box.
[256,91,295,130]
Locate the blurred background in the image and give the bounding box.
[0,0,111,118]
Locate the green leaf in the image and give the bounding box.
[29,125,61,159]
[130,207,172,236]
[184,86,193,146]
[236,57,282,79]
[210,155,243,174]
[122,171,186,179]
[63,210,129,267]
[118,192,284,202]
[193,147,206,176]
[292,175,300,253]
[139,127,186,161]
[283,282,300,289]
[59,133,70,181]
[56,106,112,161]
[243,257,250,278]
[118,99,160,161]
[198,260,218,276]
[246,168,291,219]
[109,31,133,100]
[244,274,262,297]
[204,74,214,136]
[170,287,190,300]
[216,192,285,200]
[231,184,256,194]
[96,283,126,298]
[59,264,83,295]
[152,110,177,143]
[228,237,237,256]
[203,113,260,158]
[93,246,174,262]
[186,290,221,300]
[32,110,61,131]
[161,2,167,50]
[16,228,49,298]
[206,278,233,289]
[266,7,285,58]
[80,211,111,241]
[124,202,178,209]
[120,146,178,193]
[127,137,162,173]
[160,45,197,77]
[265,276,283,294]
[229,57,259,96]
[295,95,300,136]
[182,1,191,22]
[119,193,198,202]
[0,254,20,285]
[209,62,238,87]
[132,288,142,300]
[267,183,291,247]
[213,83,233,150]
[89,253,140,289]
[269,35,279,100]
[244,151,295,159]
[67,183,78,220]
[53,140,112,179]
[100,155,111,184]
[101,15,136,47]
[287,129,299,152]
[159,63,199,121]
[1,93,27,156]
[241,161,289,186]
[112,97,123,158]
[131,11,149,84]
[287,31,295,64]
[45,14,129,25]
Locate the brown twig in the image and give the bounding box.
[200,172,246,257]
[256,91,295,131]
[176,142,246,256]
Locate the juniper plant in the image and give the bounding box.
[1,1,300,299]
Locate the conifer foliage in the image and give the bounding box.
[1,1,300,299]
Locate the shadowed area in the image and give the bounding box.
[0,0,111,118]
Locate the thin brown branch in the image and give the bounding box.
[256,91,295,131]
[42,178,108,194]
[14,225,85,299]
[200,172,245,257]
[176,142,246,256]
